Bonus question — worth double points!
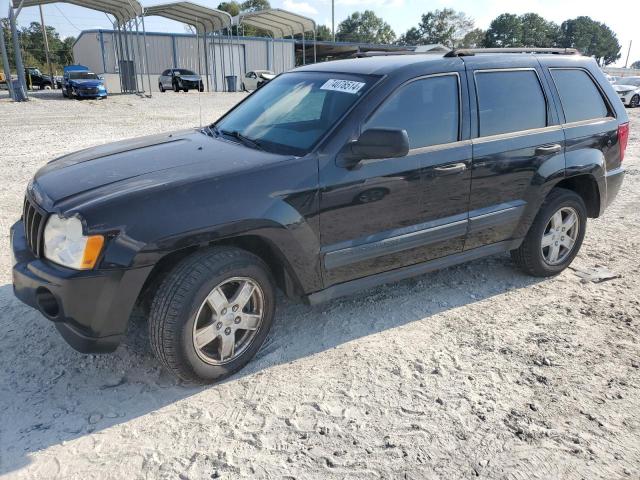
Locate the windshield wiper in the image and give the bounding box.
[220,129,265,151]
[202,124,220,137]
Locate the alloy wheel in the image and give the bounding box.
[192,277,265,365]
[541,206,580,265]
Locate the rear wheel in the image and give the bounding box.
[183,88,189,93]
[149,247,275,383]
[511,188,587,277]
[159,83,165,92]
[630,94,640,108]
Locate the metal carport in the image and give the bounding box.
[236,8,316,71]
[143,2,233,92]
[5,0,149,100]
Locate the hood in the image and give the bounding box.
[177,75,201,82]
[69,79,104,87]
[33,129,292,211]
[259,73,275,80]
[613,84,638,92]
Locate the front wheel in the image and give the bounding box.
[630,94,640,108]
[149,247,275,383]
[159,83,165,93]
[511,188,587,277]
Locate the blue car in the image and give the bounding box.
[62,65,107,99]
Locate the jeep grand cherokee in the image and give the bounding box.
[11,48,628,383]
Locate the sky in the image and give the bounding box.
[1,0,637,67]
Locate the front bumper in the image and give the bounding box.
[76,89,108,98]
[11,220,152,353]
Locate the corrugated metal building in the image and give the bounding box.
[73,29,295,93]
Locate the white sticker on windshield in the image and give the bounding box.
[320,79,366,94]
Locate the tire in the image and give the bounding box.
[630,94,640,108]
[173,82,179,92]
[183,88,189,93]
[159,83,165,93]
[149,247,276,383]
[511,188,587,277]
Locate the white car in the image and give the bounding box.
[242,70,275,91]
[613,77,640,108]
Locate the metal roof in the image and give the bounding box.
[144,2,231,33]
[236,8,315,38]
[12,0,142,22]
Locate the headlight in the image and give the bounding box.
[43,215,104,270]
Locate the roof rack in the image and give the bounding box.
[444,47,580,57]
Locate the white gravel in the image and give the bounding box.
[0,90,639,480]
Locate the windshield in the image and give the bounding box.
[215,72,376,156]
[69,72,99,80]
[175,69,196,76]
[619,78,640,87]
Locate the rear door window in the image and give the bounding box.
[365,74,460,149]
[550,69,609,123]
[475,70,547,136]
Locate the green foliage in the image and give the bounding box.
[398,9,473,47]
[484,13,523,47]
[485,13,559,48]
[314,25,332,42]
[631,60,640,69]
[217,1,241,17]
[336,10,395,44]
[559,16,621,65]
[1,19,74,74]
[459,28,486,48]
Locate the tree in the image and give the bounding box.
[460,28,485,48]
[1,20,74,73]
[314,25,332,42]
[520,13,559,47]
[217,1,240,17]
[336,10,395,44]
[559,16,621,65]
[484,13,523,47]
[632,60,640,69]
[397,9,473,47]
[240,0,270,12]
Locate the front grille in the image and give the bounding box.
[23,195,47,257]
[81,87,99,94]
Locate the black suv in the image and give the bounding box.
[11,49,628,383]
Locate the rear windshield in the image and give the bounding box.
[215,72,377,156]
[69,72,98,80]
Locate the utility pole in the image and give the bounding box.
[624,40,632,68]
[332,0,335,42]
[9,6,28,100]
[39,5,55,88]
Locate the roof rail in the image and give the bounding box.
[355,50,420,58]
[444,47,580,57]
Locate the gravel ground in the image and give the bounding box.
[0,90,639,480]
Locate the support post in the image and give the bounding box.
[313,28,317,63]
[210,31,217,92]
[301,30,305,65]
[9,7,27,100]
[133,17,146,95]
[1,17,15,100]
[141,15,152,97]
[202,28,210,92]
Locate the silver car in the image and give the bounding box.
[158,68,204,93]
[613,77,640,108]
[242,70,275,91]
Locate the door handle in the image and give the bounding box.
[535,144,562,155]
[434,163,467,175]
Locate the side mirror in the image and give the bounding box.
[338,128,410,168]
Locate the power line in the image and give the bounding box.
[53,5,83,32]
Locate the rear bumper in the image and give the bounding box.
[11,220,152,353]
[604,167,625,210]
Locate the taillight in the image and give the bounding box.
[618,122,629,163]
